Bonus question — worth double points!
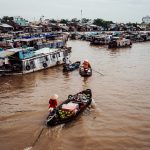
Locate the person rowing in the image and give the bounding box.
[82,59,91,71]
[48,94,59,112]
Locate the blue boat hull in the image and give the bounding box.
[63,61,81,72]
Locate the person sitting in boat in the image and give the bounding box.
[48,94,58,112]
[83,59,91,70]
[65,56,71,65]
[64,56,72,69]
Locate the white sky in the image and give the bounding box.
[0,0,150,23]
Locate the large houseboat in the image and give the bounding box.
[90,35,111,45]
[0,46,71,75]
[108,37,132,48]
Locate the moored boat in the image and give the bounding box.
[90,35,111,45]
[79,66,92,77]
[46,89,92,127]
[108,37,132,48]
[63,61,81,72]
[0,46,71,75]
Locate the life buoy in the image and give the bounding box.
[63,58,66,62]
[26,65,31,71]
[43,63,48,68]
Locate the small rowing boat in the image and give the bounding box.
[63,61,80,72]
[46,89,92,127]
[79,66,92,77]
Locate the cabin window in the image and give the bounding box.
[23,61,26,70]
[39,57,46,63]
[52,54,55,59]
[45,56,48,61]
[26,60,30,66]
[29,60,35,69]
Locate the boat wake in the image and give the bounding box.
[90,98,96,109]
[46,124,64,138]
[24,146,32,150]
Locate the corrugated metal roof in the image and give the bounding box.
[0,47,33,58]
[0,51,15,58]
[0,23,13,28]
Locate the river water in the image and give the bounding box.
[0,40,150,150]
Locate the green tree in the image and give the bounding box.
[93,18,104,26]
[71,18,80,23]
[93,18,113,29]
[60,19,69,24]
[50,19,57,23]
[81,18,90,23]
[146,23,150,30]
[1,16,14,23]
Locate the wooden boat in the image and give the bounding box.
[79,66,92,77]
[63,61,80,72]
[108,37,132,48]
[46,89,92,127]
[90,35,108,45]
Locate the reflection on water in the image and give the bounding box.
[0,41,150,150]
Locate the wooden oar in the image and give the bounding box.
[92,69,104,76]
[46,114,56,122]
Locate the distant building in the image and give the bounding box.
[0,23,14,33]
[13,16,29,26]
[43,19,50,25]
[142,16,150,24]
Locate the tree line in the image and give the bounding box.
[1,16,146,29]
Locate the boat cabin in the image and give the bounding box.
[0,46,71,75]
[108,37,132,48]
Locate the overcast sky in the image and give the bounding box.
[0,0,150,23]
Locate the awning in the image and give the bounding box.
[0,51,16,58]
[0,47,33,58]
[0,24,13,28]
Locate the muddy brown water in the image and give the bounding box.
[0,41,150,150]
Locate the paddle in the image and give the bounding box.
[92,69,104,76]
[32,127,45,147]
[46,113,56,122]
[31,111,57,148]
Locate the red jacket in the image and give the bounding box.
[49,99,58,108]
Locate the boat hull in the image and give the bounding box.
[63,61,81,72]
[79,67,92,77]
[0,47,71,76]
[46,89,92,127]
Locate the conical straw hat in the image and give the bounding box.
[51,94,59,99]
